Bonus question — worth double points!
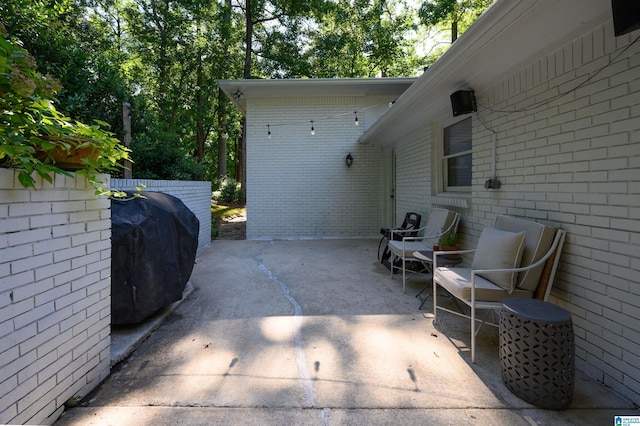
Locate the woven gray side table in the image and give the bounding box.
[499,297,575,409]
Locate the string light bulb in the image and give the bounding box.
[267,124,271,139]
[354,111,359,126]
[310,120,315,136]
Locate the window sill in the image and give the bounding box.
[432,194,471,209]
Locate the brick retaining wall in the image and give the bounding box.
[0,169,111,424]
[112,179,211,252]
[0,171,212,423]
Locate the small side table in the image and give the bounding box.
[413,250,462,309]
[500,297,575,409]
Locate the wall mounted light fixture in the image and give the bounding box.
[233,90,244,101]
[354,111,359,126]
[310,120,315,135]
[345,153,353,168]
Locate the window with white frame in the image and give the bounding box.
[442,117,472,192]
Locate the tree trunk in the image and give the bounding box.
[217,0,231,179]
[240,0,252,197]
[451,20,458,42]
[195,18,205,181]
[244,0,252,79]
[217,88,227,178]
[122,102,132,178]
[196,117,205,180]
[238,119,245,193]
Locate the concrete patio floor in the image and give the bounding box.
[57,239,639,425]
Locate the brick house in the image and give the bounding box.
[217,78,416,240]
[220,0,640,405]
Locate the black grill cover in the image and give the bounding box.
[111,191,199,324]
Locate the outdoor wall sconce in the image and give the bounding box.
[484,178,501,189]
[345,153,353,168]
[233,90,244,101]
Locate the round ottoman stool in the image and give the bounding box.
[499,297,575,409]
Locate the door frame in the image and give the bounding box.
[382,147,396,228]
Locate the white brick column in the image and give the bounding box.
[0,169,111,424]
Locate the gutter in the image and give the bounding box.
[357,0,518,145]
[358,0,610,145]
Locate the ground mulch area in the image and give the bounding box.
[215,209,246,240]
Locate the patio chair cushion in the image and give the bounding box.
[387,209,458,258]
[494,215,556,292]
[436,267,533,303]
[471,227,526,291]
[387,240,430,258]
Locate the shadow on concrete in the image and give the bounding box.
[57,239,639,425]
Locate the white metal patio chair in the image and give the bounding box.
[388,208,460,293]
[432,215,567,363]
[378,212,422,269]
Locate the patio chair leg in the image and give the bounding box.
[402,256,406,293]
[416,270,433,309]
[471,306,476,363]
[474,310,492,335]
[418,293,430,310]
[415,281,430,299]
[433,281,438,322]
[391,254,398,279]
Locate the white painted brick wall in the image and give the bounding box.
[393,23,640,404]
[394,126,431,225]
[246,96,384,240]
[0,168,111,424]
[111,179,212,251]
[477,24,640,405]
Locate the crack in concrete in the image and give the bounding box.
[317,407,332,425]
[255,258,318,408]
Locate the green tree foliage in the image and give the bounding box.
[128,129,204,180]
[306,0,421,78]
[0,23,131,192]
[1,0,130,138]
[419,0,492,42]
[3,0,488,188]
[233,0,423,196]
[250,0,422,79]
[107,0,244,180]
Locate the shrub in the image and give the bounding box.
[218,178,243,203]
[0,23,130,195]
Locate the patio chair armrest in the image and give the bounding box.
[401,235,438,243]
[420,223,458,242]
[402,222,458,243]
[390,225,427,239]
[433,248,476,256]
[470,264,538,276]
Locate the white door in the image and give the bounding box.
[391,148,396,225]
[382,147,396,228]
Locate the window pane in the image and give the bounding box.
[444,117,471,156]
[447,153,472,187]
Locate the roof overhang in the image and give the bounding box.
[358,0,612,146]
[216,77,418,114]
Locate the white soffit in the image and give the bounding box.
[216,77,418,114]
[359,0,612,145]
